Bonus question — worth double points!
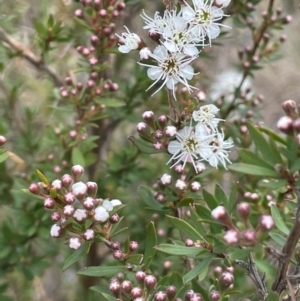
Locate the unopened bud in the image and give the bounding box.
[44,197,55,209]
[209,290,220,301]
[109,281,121,298]
[86,181,98,197]
[0,135,7,145]
[131,287,143,298]
[50,224,61,238]
[129,241,139,252]
[160,173,172,185]
[175,179,187,191]
[121,280,133,292]
[69,237,81,250]
[29,183,40,194]
[211,206,236,229]
[113,250,125,260]
[277,116,293,134]
[282,100,297,118]
[259,214,274,231]
[83,229,95,241]
[135,271,146,283]
[219,272,234,291]
[154,291,167,301]
[237,202,250,221]
[71,165,84,181]
[223,229,239,245]
[144,274,157,290]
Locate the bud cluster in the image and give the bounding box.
[29,165,123,250]
[211,204,274,246]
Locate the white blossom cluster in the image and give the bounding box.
[116,0,230,98]
[167,104,233,171]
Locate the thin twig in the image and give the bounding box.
[272,189,300,294]
[0,28,63,87]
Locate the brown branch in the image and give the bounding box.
[272,189,300,294]
[0,28,63,87]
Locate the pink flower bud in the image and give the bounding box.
[72,165,84,181]
[223,229,239,245]
[277,116,293,134]
[61,174,73,188]
[44,197,55,209]
[175,179,187,191]
[51,212,61,222]
[29,183,40,194]
[131,287,143,299]
[190,293,203,301]
[135,271,146,283]
[211,206,235,229]
[153,141,163,150]
[219,272,234,291]
[142,111,154,120]
[137,122,148,134]
[121,280,133,292]
[69,237,81,250]
[209,290,220,301]
[129,241,139,252]
[0,135,7,145]
[237,202,250,221]
[154,291,167,301]
[160,173,172,185]
[64,205,75,216]
[50,224,61,237]
[111,241,120,250]
[259,214,274,231]
[190,181,201,191]
[185,290,194,301]
[64,192,76,204]
[83,229,95,241]
[174,164,184,174]
[83,197,95,210]
[165,125,177,137]
[86,181,98,197]
[52,179,62,190]
[109,281,121,298]
[241,229,256,244]
[185,239,195,247]
[110,213,120,223]
[195,162,205,173]
[167,285,177,299]
[144,275,157,290]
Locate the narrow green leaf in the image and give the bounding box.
[128,136,164,154]
[228,248,251,260]
[36,169,49,185]
[247,123,280,165]
[143,221,157,268]
[90,286,117,301]
[183,256,213,283]
[95,97,125,107]
[63,242,90,271]
[215,184,228,208]
[238,149,275,170]
[259,179,287,190]
[188,205,207,242]
[166,215,203,241]
[270,205,289,235]
[202,189,219,210]
[228,185,237,212]
[0,150,8,163]
[229,163,278,177]
[155,244,203,256]
[268,232,286,247]
[137,186,163,210]
[77,266,125,277]
[71,147,85,167]
[290,158,300,173]
[126,254,143,265]
[169,272,184,289]
[22,189,44,200]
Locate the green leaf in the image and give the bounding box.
[155,244,203,256]
[90,286,117,301]
[94,97,125,107]
[178,198,194,207]
[0,150,8,163]
[270,205,289,235]
[268,232,286,247]
[183,256,213,283]
[21,189,44,200]
[143,221,157,268]
[126,254,143,265]
[77,266,125,277]
[128,136,164,154]
[137,185,163,210]
[169,272,183,289]
[228,248,251,260]
[290,158,300,173]
[202,189,219,210]
[63,242,91,271]
[188,205,207,242]
[258,179,287,190]
[36,169,49,185]
[229,163,278,177]
[71,147,85,167]
[215,184,228,208]
[228,185,237,212]
[166,215,204,241]
[238,149,275,170]
[247,123,281,165]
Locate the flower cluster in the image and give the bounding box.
[116,0,230,98]
[168,104,233,171]
[29,165,123,250]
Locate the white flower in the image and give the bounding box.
[193,104,223,132]
[215,0,231,7]
[204,130,233,168]
[73,209,87,222]
[161,15,203,56]
[111,199,122,207]
[182,0,229,45]
[167,123,212,171]
[138,45,198,99]
[94,206,109,222]
[116,26,141,53]
[141,10,177,34]
[50,224,61,238]
[69,237,81,250]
